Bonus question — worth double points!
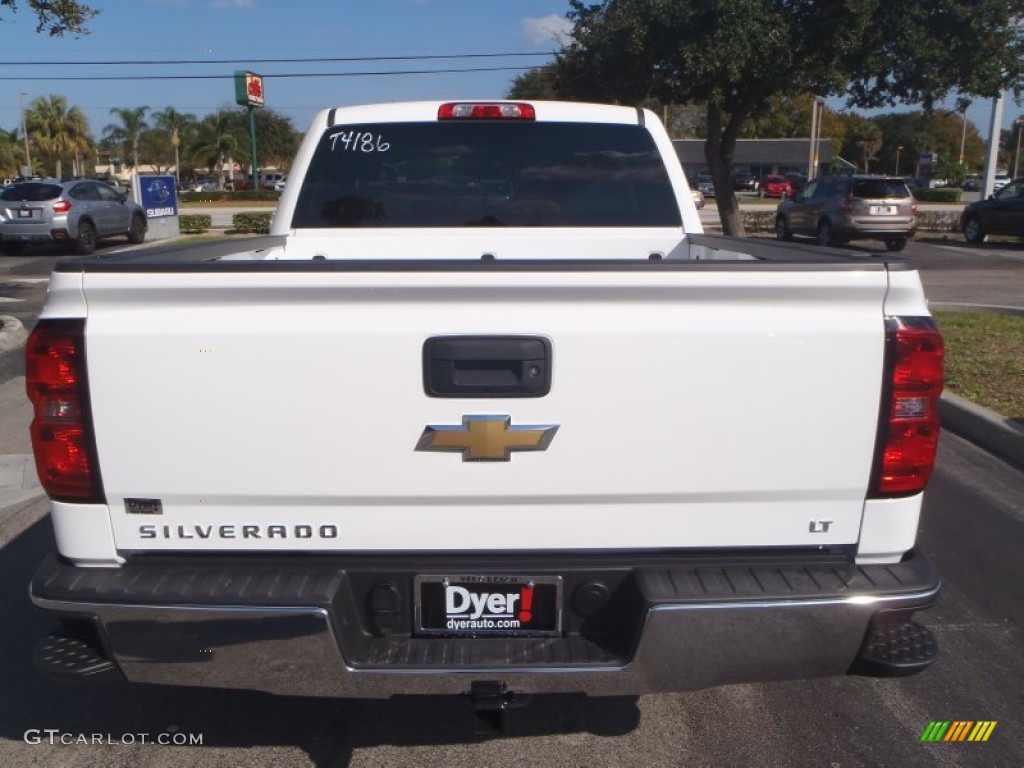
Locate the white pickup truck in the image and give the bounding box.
[27,101,944,720]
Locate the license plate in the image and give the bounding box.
[414,575,562,637]
[17,209,34,219]
[870,205,895,215]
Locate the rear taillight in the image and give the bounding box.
[438,102,536,120]
[840,196,854,213]
[53,200,71,214]
[870,317,944,497]
[25,319,104,503]
[910,198,918,215]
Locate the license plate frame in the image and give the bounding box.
[17,208,35,219]
[414,574,562,637]
[870,205,895,215]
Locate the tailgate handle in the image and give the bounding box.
[423,336,551,398]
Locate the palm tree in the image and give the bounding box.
[104,106,149,170]
[66,107,91,176]
[24,94,91,178]
[0,129,20,177]
[152,107,197,184]
[189,111,239,190]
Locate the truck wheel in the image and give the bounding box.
[127,214,147,244]
[884,238,907,252]
[775,216,792,241]
[963,216,986,244]
[817,220,835,247]
[75,221,97,255]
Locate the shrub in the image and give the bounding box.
[740,209,777,234]
[914,188,962,203]
[232,212,273,234]
[736,209,960,234]
[178,190,280,203]
[917,211,961,233]
[178,214,212,234]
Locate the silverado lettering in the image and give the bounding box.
[138,524,339,540]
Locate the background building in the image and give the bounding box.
[673,138,835,178]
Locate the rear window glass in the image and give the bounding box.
[292,122,682,228]
[0,183,62,202]
[852,180,910,199]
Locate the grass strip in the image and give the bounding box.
[933,311,1024,421]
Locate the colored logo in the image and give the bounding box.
[920,721,997,742]
[146,178,170,204]
[416,415,558,461]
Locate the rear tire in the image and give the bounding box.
[127,214,147,244]
[884,238,907,252]
[775,216,792,241]
[817,219,835,247]
[0,241,26,256]
[963,216,986,244]
[75,221,96,255]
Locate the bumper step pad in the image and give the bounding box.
[34,632,117,681]
[851,620,937,677]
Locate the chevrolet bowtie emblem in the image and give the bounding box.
[416,415,559,461]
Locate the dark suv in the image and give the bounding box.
[775,175,917,251]
[0,179,147,255]
[961,176,1024,243]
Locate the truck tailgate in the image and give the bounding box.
[81,265,889,552]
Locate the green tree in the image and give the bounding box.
[868,111,986,178]
[104,106,149,170]
[24,94,91,178]
[222,107,301,174]
[188,111,238,190]
[507,65,562,100]
[151,107,198,183]
[844,117,882,173]
[0,0,97,35]
[537,0,1024,235]
[0,128,20,177]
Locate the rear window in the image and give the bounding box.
[292,121,682,228]
[0,183,62,202]
[852,180,910,199]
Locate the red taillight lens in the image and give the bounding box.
[438,102,536,120]
[840,196,854,213]
[910,198,918,215]
[25,319,103,503]
[53,200,71,214]
[870,317,944,496]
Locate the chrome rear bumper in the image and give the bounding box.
[30,550,940,698]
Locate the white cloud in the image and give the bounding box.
[521,15,572,47]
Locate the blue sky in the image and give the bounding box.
[1,0,572,137]
[1,0,1018,145]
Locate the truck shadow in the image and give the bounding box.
[0,517,640,767]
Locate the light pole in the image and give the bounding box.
[895,146,903,176]
[171,128,181,186]
[807,97,825,180]
[1015,118,1024,178]
[956,97,971,165]
[19,91,32,176]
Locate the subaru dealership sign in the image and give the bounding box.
[139,175,178,218]
[132,174,180,241]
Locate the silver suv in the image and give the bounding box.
[775,175,917,252]
[0,179,147,255]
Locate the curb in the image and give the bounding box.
[940,391,1024,469]
[929,303,1024,317]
